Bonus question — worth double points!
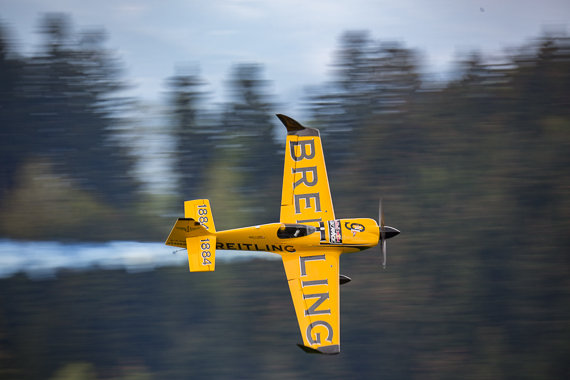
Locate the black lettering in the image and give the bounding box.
[216,242,224,249]
[285,245,296,253]
[243,243,253,250]
[226,243,235,250]
[289,140,316,161]
[272,245,283,252]
[294,193,321,214]
[292,166,318,188]
[237,243,242,250]
[304,293,330,316]
[254,244,265,251]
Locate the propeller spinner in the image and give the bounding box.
[379,198,400,269]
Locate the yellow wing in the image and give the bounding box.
[282,251,341,354]
[277,115,335,224]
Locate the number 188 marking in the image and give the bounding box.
[200,238,211,265]
[197,205,209,229]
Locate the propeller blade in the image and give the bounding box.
[379,198,386,269]
[382,239,387,269]
[379,198,385,229]
[378,198,400,269]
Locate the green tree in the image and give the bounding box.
[214,63,281,224]
[165,67,211,202]
[0,15,145,240]
[48,363,97,380]
[23,14,138,207]
[307,31,422,214]
[0,23,28,199]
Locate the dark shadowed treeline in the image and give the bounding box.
[1,15,570,380]
[0,15,142,241]
[0,15,283,239]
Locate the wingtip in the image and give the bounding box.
[276,114,306,132]
[275,114,320,137]
[297,344,340,355]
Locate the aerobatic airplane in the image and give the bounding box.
[165,114,399,354]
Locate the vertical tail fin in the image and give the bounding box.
[165,199,217,272]
[185,199,216,233]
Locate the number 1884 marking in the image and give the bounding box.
[200,238,211,265]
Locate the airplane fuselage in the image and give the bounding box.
[214,218,380,256]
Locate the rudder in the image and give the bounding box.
[184,199,216,233]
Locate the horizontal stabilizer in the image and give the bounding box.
[165,218,211,248]
[187,236,216,272]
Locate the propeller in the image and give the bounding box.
[378,198,400,269]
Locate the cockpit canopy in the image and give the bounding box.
[277,224,317,239]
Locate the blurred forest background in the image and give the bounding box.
[1,13,570,379]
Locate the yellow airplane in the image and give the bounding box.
[166,114,399,354]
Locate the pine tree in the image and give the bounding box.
[165,68,210,202]
[19,14,138,207]
[216,63,281,223]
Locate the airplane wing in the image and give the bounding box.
[277,114,335,224]
[277,115,341,353]
[282,251,341,354]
